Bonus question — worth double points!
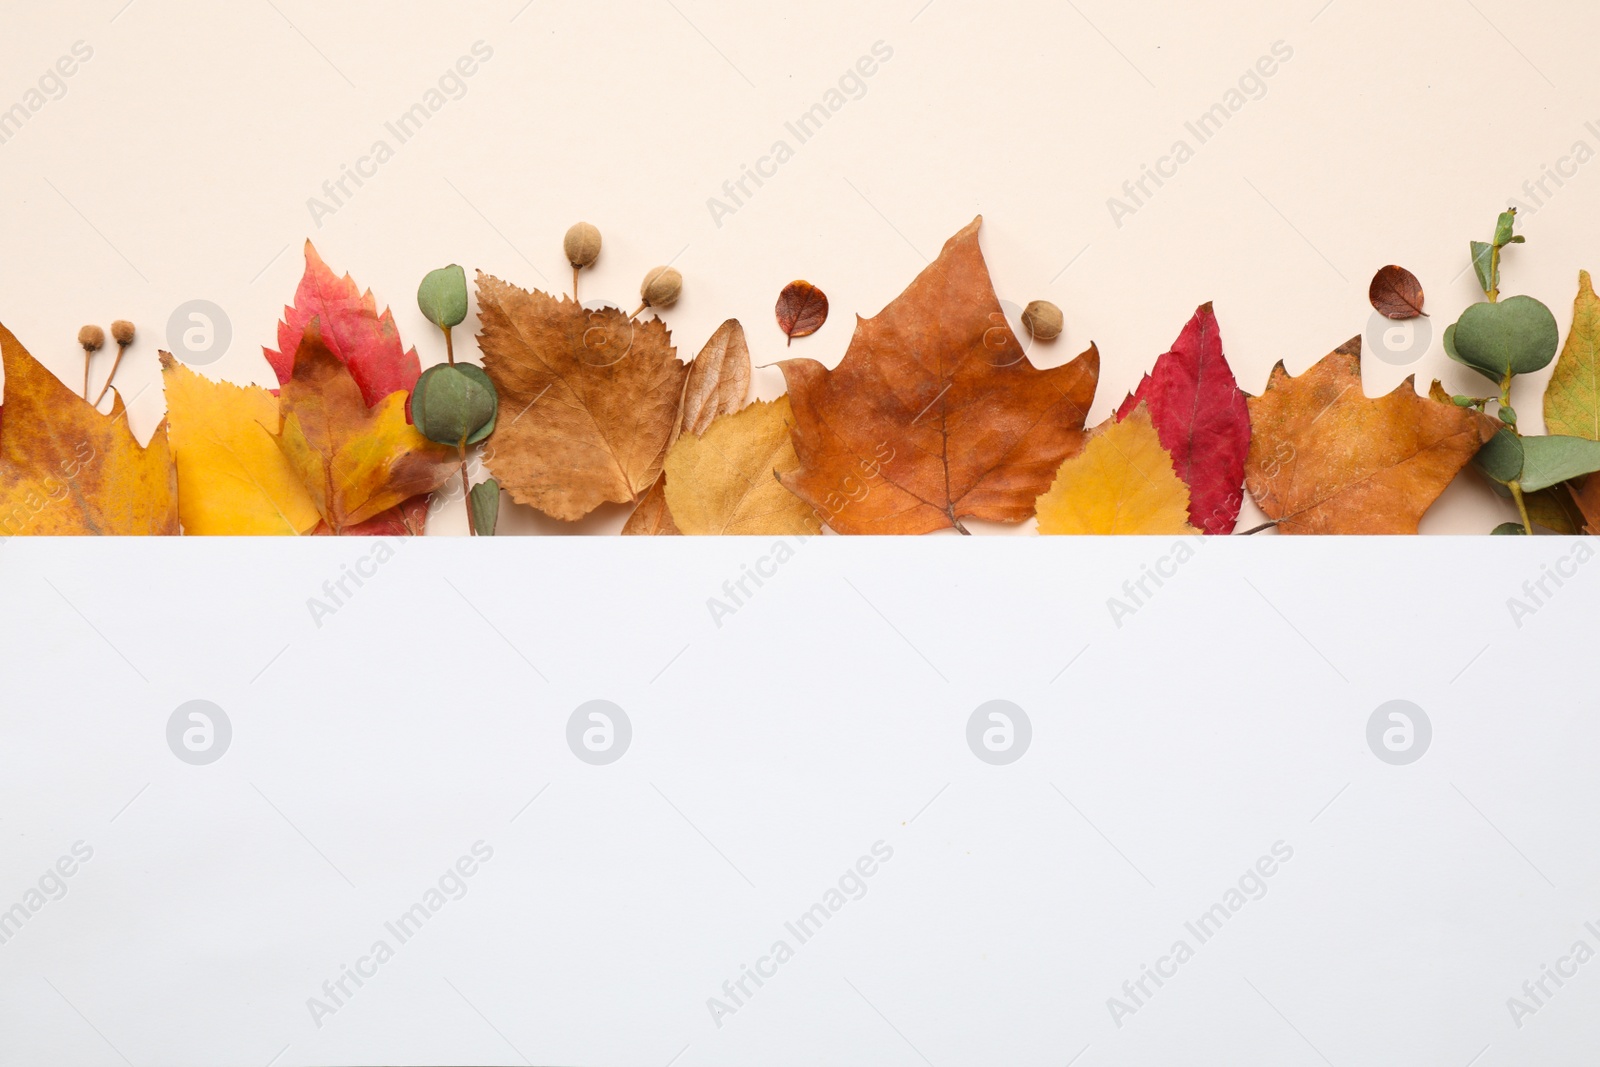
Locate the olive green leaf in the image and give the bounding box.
[1474,426,1524,485]
[1491,521,1528,534]
[1518,434,1600,492]
[413,363,498,447]
[1544,270,1600,441]
[469,478,501,536]
[418,265,469,330]
[1471,241,1496,295]
[1450,295,1559,380]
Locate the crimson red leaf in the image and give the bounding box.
[1115,302,1250,534]
[265,241,422,408]
[1368,265,1426,320]
[776,280,829,345]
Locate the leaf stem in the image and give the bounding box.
[444,325,455,366]
[93,341,129,407]
[1236,520,1280,535]
[459,439,476,536]
[573,266,580,303]
[1509,480,1533,535]
[82,351,91,401]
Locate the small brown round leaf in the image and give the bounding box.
[1369,265,1426,320]
[776,280,829,346]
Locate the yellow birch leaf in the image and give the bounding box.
[663,396,821,536]
[160,355,320,535]
[1035,405,1199,535]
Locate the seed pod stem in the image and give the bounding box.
[93,323,136,407]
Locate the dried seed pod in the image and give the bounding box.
[110,320,136,346]
[640,266,683,310]
[1021,300,1063,341]
[564,222,602,269]
[78,325,105,352]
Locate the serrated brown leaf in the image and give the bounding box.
[477,275,687,522]
[1247,339,1493,533]
[1369,265,1426,320]
[778,217,1099,534]
[776,281,829,345]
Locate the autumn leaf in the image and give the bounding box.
[624,318,752,536]
[663,396,820,535]
[272,321,456,532]
[776,281,829,345]
[778,217,1099,534]
[0,323,178,535]
[1543,270,1600,441]
[1114,302,1249,534]
[1368,265,1426,320]
[160,355,320,535]
[265,242,422,409]
[1035,405,1198,535]
[1246,339,1494,533]
[478,274,687,521]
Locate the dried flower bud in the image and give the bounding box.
[640,266,683,309]
[111,320,136,346]
[1021,300,1064,341]
[78,325,105,352]
[564,222,601,270]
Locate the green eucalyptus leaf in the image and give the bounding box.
[1491,521,1528,535]
[1499,404,1517,426]
[1450,296,1559,379]
[1474,427,1524,485]
[469,478,501,536]
[1443,323,1460,360]
[1471,240,1496,295]
[413,363,499,447]
[1494,210,1519,247]
[418,265,469,330]
[1517,433,1600,492]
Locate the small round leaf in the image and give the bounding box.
[413,363,499,446]
[1449,296,1559,380]
[418,265,469,330]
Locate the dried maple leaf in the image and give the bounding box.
[1036,405,1198,535]
[477,274,687,521]
[272,322,456,532]
[778,217,1099,534]
[620,479,681,535]
[0,323,178,535]
[776,281,829,345]
[161,355,321,535]
[1246,339,1494,534]
[265,242,422,409]
[1368,265,1426,320]
[1115,302,1249,534]
[663,396,821,535]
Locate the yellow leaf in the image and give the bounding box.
[0,322,177,535]
[663,396,822,536]
[160,355,321,535]
[1035,405,1199,535]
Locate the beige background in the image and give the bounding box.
[2,0,1597,533]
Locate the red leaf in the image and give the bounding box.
[310,495,430,536]
[776,280,829,345]
[1115,302,1250,534]
[1368,265,1426,320]
[265,241,422,408]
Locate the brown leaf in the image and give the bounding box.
[776,280,829,346]
[678,319,751,438]
[779,217,1099,534]
[1246,339,1494,533]
[477,275,688,521]
[620,477,681,535]
[1369,265,1426,320]
[1571,475,1600,534]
